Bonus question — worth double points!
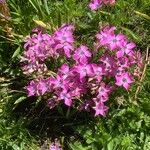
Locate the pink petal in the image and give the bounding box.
[117,50,124,58]
[64,98,72,106]
[127,42,136,49]
[115,76,123,86]
[123,82,130,90]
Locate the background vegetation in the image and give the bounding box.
[0,0,150,149]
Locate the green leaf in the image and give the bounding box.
[28,0,38,12]
[43,0,50,15]
[12,46,21,58]
[121,27,140,41]
[14,96,27,104]
[33,19,47,28]
[107,140,114,150]
[134,11,150,21]
[35,96,42,106]
[12,144,20,150]
[69,142,89,150]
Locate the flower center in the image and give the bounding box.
[62,36,66,41]
[112,39,117,43]
[62,93,67,98]
[122,78,127,82]
[80,51,85,55]
[83,68,87,73]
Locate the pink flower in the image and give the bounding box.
[97,83,111,101]
[112,66,125,76]
[50,75,68,89]
[112,57,130,77]
[108,34,126,50]
[54,31,74,44]
[53,24,75,58]
[26,81,37,96]
[59,90,73,106]
[100,54,115,65]
[74,64,93,79]
[91,64,104,81]
[89,0,102,11]
[89,0,116,11]
[36,79,48,95]
[96,27,126,51]
[100,54,116,75]
[73,45,92,64]
[55,42,74,58]
[96,26,116,47]
[116,57,129,70]
[115,72,134,90]
[58,64,70,78]
[24,32,55,62]
[116,42,136,58]
[94,101,109,116]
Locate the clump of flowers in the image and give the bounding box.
[21,24,143,117]
[89,0,116,11]
[21,24,74,75]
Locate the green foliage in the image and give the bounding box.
[0,81,38,150]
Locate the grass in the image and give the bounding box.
[0,0,150,149]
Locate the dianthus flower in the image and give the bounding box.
[26,80,37,97]
[59,89,73,106]
[117,41,136,58]
[53,24,75,58]
[89,0,102,11]
[115,72,134,90]
[96,26,116,47]
[36,79,48,95]
[73,45,92,64]
[94,101,109,116]
[73,64,93,79]
[91,64,104,82]
[97,83,111,101]
[89,0,116,11]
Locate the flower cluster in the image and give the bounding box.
[21,24,74,75]
[22,25,142,117]
[96,26,143,83]
[89,0,116,11]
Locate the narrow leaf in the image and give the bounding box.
[121,27,140,41]
[28,0,38,12]
[43,0,50,15]
[12,46,21,58]
[14,96,26,104]
[33,19,47,28]
[134,11,150,21]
